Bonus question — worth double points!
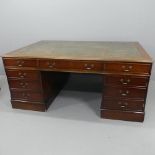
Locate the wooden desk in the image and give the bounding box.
[2,41,153,122]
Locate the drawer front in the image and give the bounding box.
[101,99,144,111]
[104,75,149,87]
[105,63,151,74]
[39,59,103,72]
[11,100,46,112]
[10,91,43,102]
[103,87,147,99]
[100,109,144,122]
[5,69,40,79]
[8,79,41,90]
[3,58,37,68]
[72,61,103,72]
[39,59,71,70]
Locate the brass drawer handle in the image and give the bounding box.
[118,102,128,110]
[47,62,56,68]
[122,65,133,72]
[84,64,94,70]
[121,93,128,96]
[121,105,126,108]
[20,82,28,88]
[18,72,27,78]
[118,102,128,106]
[120,78,131,85]
[120,90,129,96]
[22,93,30,98]
[16,60,25,67]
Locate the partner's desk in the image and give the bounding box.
[2,41,153,122]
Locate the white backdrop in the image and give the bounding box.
[0,0,154,79]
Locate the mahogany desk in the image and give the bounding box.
[2,41,153,122]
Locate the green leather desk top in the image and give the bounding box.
[3,40,152,63]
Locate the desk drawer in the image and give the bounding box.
[10,90,43,102]
[101,98,144,111]
[72,61,103,72]
[8,79,41,90]
[39,59,71,70]
[3,58,37,68]
[5,69,40,79]
[39,59,103,72]
[104,75,149,87]
[103,86,147,99]
[105,63,151,74]
[11,100,46,112]
[100,109,144,122]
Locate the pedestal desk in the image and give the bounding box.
[2,41,153,122]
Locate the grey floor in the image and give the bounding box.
[0,74,155,155]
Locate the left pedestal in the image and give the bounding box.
[3,58,69,112]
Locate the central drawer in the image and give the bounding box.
[103,86,147,99]
[71,61,103,72]
[39,59,71,70]
[39,59,103,73]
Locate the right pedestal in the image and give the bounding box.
[100,74,150,122]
